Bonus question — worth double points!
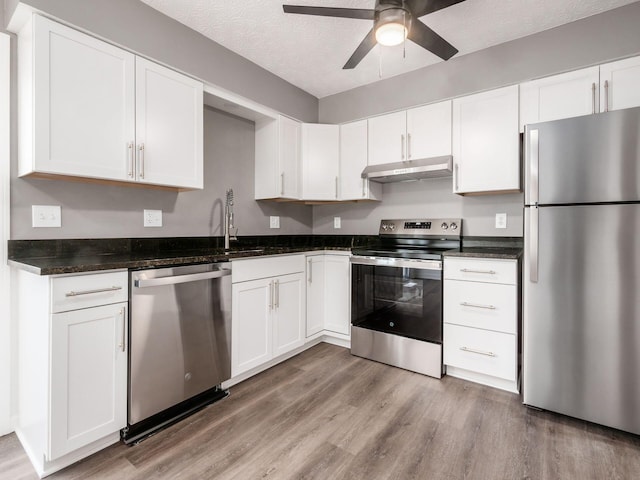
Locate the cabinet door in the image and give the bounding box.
[305,256,325,337]
[49,302,127,460]
[31,15,135,181]
[302,124,340,200]
[339,120,381,201]
[323,255,350,336]
[232,278,272,376]
[272,273,305,358]
[600,56,640,113]
[367,111,407,166]
[453,85,520,194]
[406,101,452,160]
[279,115,301,198]
[135,57,203,189]
[519,66,599,131]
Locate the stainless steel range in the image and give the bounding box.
[350,219,461,378]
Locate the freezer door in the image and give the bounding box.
[524,107,640,205]
[523,204,640,434]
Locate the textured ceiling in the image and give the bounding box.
[140,0,639,98]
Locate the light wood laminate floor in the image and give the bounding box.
[2,343,639,479]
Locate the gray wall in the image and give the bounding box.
[10,108,312,239]
[5,0,317,122]
[319,2,640,123]
[313,179,523,237]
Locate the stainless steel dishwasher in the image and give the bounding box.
[123,262,231,443]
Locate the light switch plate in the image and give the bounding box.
[334,217,341,229]
[270,216,280,229]
[32,205,61,228]
[495,213,507,229]
[144,209,162,227]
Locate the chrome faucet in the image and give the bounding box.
[224,189,237,249]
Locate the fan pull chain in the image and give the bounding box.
[403,10,406,59]
[378,45,383,78]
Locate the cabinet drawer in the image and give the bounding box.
[232,254,305,283]
[444,257,517,285]
[444,324,516,381]
[51,270,128,313]
[444,280,516,334]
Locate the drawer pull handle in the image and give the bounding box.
[460,301,496,310]
[460,268,496,275]
[460,346,496,357]
[65,286,122,297]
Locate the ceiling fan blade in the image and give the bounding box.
[343,28,377,69]
[408,20,458,60]
[283,5,375,20]
[407,0,466,18]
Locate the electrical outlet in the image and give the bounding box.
[144,209,163,227]
[334,217,341,229]
[32,205,61,228]
[495,213,507,229]
[270,216,280,229]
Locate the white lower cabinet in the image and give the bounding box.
[231,255,305,377]
[444,257,519,393]
[13,269,128,477]
[50,303,128,460]
[305,253,350,337]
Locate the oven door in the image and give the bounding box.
[350,256,442,344]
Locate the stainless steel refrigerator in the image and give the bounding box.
[523,107,640,435]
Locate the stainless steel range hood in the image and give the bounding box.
[361,156,453,183]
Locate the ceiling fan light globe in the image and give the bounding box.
[375,22,407,46]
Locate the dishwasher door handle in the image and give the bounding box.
[134,268,231,288]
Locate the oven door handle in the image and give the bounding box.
[350,255,442,271]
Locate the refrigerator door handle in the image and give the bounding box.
[527,129,539,206]
[530,205,539,283]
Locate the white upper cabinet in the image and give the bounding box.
[600,56,640,113]
[301,123,340,200]
[339,120,381,201]
[27,15,135,181]
[255,115,301,200]
[519,66,599,131]
[19,15,204,189]
[453,85,520,195]
[367,110,407,166]
[135,57,203,189]
[406,101,452,159]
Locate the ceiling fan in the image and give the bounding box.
[282,0,466,69]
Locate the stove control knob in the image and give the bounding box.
[450,222,458,231]
[382,224,388,231]
[389,224,396,230]
[441,222,449,230]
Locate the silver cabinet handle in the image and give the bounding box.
[335,176,338,199]
[400,134,405,160]
[460,301,496,310]
[280,172,285,196]
[591,82,596,114]
[460,346,496,357]
[407,132,412,159]
[604,80,609,112]
[361,178,365,198]
[268,280,273,310]
[454,164,459,191]
[530,205,539,283]
[134,269,231,288]
[138,143,145,179]
[275,279,280,309]
[460,268,496,275]
[308,259,312,283]
[119,306,126,352]
[127,142,134,178]
[65,286,122,297]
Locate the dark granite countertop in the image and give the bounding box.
[8,242,353,276]
[443,247,522,260]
